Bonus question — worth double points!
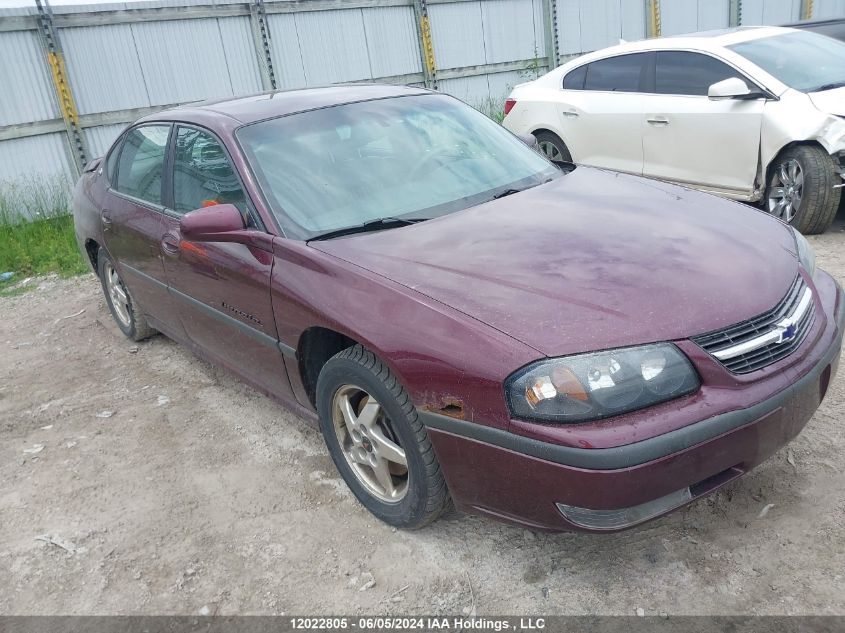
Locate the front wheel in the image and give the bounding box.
[316,345,450,528]
[766,145,841,235]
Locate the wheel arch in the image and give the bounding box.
[84,238,101,272]
[764,139,832,183]
[296,326,359,409]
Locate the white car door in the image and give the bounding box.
[556,53,648,175]
[641,51,764,195]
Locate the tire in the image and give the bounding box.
[534,130,572,164]
[316,344,450,529]
[765,145,841,235]
[96,247,156,342]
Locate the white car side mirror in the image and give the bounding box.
[708,77,753,100]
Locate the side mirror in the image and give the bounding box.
[708,77,761,100]
[517,133,540,151]
[180,203,245,243]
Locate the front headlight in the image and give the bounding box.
[505,344,700,423]
[792,228,816,278]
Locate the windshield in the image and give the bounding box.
[236,94,558,239]
[728,31,845,93]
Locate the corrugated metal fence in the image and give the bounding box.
[0,0,841,191]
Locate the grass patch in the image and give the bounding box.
[0,179,87,281]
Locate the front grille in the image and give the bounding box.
[692,276,815,374]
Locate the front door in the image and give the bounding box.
[641,51,764,194]
[103,123,183,335]
[158,125,292,399]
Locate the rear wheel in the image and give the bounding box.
[316,344,450,528]
[534,131,572,164]
[766,145,841,235]
[97,248,155,341]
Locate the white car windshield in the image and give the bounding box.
[237,94,558,240]
[729,31,845,93]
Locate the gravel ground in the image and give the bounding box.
[2,210,845,616]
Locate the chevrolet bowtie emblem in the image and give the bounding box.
[775,321,798,344]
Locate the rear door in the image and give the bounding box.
[158,124,292,399]
[641,51,764,193]
[556,53,648,175]
[104,124,183,334]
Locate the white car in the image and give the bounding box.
[503,27,845,234]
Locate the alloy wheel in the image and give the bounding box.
[104,262,131,327]
[767,159,804,223]
[331,385,409,503]
[538,140,564,162]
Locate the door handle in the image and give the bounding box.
[161,234,181,257]
[647,117,670,125]
[101,210,113,230]
[562,109,579,117]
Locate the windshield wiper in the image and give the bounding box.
[307,217,427,241]
[491,188,522,200]
[812,81,845,92]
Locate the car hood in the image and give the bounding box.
[808,86,845,116]
[312,167,798,357]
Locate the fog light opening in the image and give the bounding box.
[556,486,693,530]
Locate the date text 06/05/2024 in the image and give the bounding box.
[289,617,547,630]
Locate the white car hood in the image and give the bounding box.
[809,86,845,117]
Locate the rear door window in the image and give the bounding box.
[655,51,743,96]
[114,124,170,205]
[583,53,648,92]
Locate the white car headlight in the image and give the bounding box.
[505,344,700,423]
[793,227,816,277]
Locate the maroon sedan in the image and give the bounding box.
[73,85,844,532]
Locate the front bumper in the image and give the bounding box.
[421,275,844,532]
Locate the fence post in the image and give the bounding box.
[800,0,814,20]
[542,0,559,70]
[35,0,89,177]
[645,0,661,38]
[412,0,437,90]
[729,0,742,27]
[249,0,277,91]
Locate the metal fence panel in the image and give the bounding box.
[294,9,373,85]
[487,68,526,101]
[217,16,264,95]
[265,13,308,89]
[480,0,542,64]
[361,6,421,78]
[84,123,126,158]
[0,30,60,127]
[0,133,73,185]
[739,0,801,25]
[556,0,646,56]
[130,18,239,105]
[815,0,845,18]
[429,1,486,68]
[438,75,490,106]
[661,0,730,36]
[61,24,151,115]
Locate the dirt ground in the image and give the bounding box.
[2,212,845,617]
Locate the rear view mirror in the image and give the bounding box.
[180,203,245,242]
[708,77,761,100]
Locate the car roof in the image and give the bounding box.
[566,25,796,62]
[140,84,432,127]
